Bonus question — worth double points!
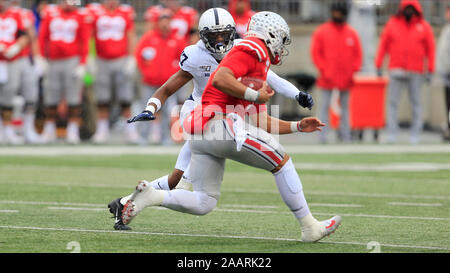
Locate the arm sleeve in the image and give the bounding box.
[375,22,390,69]
[424,22,436,73]
[266,69,298,100]
[38,17,49,58]
[353,31,363,72]
[310,29,326,71]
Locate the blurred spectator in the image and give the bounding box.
[311,1,362,143]
[38,0,90,144]
[375,0,435,145]
[135,9,186,144]
[228,0,254,38]
[88,0,139,144]
[9,0,42,144]
[0,0,30,144]
[145,0,199,45]
[437,4,450,142]
[31,0,48,32]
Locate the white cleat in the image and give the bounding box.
[301,215,342,243]
[24,130,44,144]
[66,133,81,145]
[121,180,163,225]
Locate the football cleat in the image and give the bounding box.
[108,197,132,230]
[301,215,342,242]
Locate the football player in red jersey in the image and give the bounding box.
[119,12,342,243]
[145,0,198,45]
[38,0,89,144]
[89,0,139,144]
[0,0,31,145]
[9,0,43,144]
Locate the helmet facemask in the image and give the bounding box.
[200,26,236,60]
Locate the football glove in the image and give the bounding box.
[296,91,314,110]
[127,110,155,123]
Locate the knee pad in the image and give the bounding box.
[68,105,81,119]
[195,191,217,215]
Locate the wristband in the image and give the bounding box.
[145,97,161,113]
[290,121,302,133]
[244,87,260,102]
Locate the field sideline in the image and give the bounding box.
[0,144,449,253]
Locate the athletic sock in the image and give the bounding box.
[273,158,312,224]
[149,175,170,190]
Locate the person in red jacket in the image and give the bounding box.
[228,0,255,38]
[144,0,198,45]
[135,9,186,144]
[38,0,89,144]
[375,0,435,144]
[311,1,362,143]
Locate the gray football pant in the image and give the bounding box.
[188,119,286,200]
[317,90,351,142]
[386,73,424,142]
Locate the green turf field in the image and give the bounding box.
[0,149,449,253]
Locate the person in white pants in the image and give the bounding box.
[111,10,341,243]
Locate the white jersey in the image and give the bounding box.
[178,39,299,103]
[179,39,221,102]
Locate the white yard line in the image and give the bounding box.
[0,225,448,251]
[388,202,443,207]
[0,210,19,213]
[48,207,106,212]
[1,144,450,156]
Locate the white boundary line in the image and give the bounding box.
[0,210,19,213]
[388,202,443,207]
[0,225,448,251]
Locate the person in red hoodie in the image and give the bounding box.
[135,9,186,144]
[38,0,89,144]
[228,0,255,38]
[311,1,362,143]
[375,0,435,144]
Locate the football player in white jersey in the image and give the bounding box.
[108,8,314,230]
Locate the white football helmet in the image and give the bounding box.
[198,8,236,60]
[246,11,291,65]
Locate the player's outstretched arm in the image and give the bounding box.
[266,69,314,110]
[251,111,325,135]
[212,67,273,104]
[127,69,193,123]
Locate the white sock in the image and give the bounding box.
[23,112,36,133]
[96,119,109,134]
[43,121,56,135]
[67,122,79,137]
[149,175,170,190]
[273,158,311,223]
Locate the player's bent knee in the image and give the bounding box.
[271,154,291,174]
[193,191,217,216]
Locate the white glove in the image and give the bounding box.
[73,65,86,79]
[34,56,48,77]
[4,44,22,59]
[86,56,97,75]
[124,56,136,77]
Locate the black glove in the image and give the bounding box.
[295,91,314,110]
[127,110,155,123]
[377,69,383,77]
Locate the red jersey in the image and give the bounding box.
[144,5,198,42]
[38,6,89,64]
[186,38,270,134]
[92,4,135,59]
[0,9,26,61]
[7,6,34,58]
[135,29,186,87]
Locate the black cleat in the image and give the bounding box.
[108,197,132,231]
